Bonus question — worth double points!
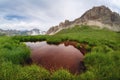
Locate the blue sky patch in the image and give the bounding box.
[4,14,27,21]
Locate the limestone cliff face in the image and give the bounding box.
[47,6,120,34]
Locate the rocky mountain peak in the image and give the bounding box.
[80,5,112,20]
[47,5,120,34]
[75,5,120,23]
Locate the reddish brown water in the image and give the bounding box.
[26,41,85,74]
[62,41,87,55]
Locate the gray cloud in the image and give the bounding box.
[0,0,120,31]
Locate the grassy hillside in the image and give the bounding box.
[56,25,119,44]
[0,25,120,80]
[55,25,120,80]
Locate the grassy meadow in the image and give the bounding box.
[0,25,120,80]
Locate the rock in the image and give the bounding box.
[47,5,120,34]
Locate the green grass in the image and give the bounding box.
[56,25,119,45]
[0,61,50,80]
[12,25,119,47]
[82,51,120,80]
[51,69,74,80]
[0,37,30,64]
[0,25,120,80]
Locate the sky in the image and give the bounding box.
[0,0,120,31]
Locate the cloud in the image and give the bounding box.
[0,21,47,30]
[108,0,120,13]
[0,0,120,31]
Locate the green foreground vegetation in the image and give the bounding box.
[0,25,120,80]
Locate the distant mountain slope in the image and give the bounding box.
[0,28,46,36]
[47,6,120,35]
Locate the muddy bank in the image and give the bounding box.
[62,41,87,55]
[26,41,86,74]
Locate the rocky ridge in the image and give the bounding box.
[47,6,120,35]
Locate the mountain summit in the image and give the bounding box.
[47,6,120,34]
